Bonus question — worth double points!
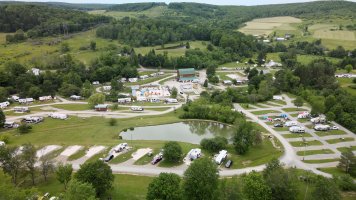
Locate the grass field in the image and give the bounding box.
[303,159,339,164]
[282,107,307,112]
[282,133,312,138]
[337,78,356,97]
[315,130,347,137]
[296,149,334,156]
[134,41,209,58]
[89,6,172,19]
[238,16,302,36]
[290,140,323,147]
[337,146,356,153]
[319,167,356,179]
[51,104,91,111]
[326,137,354,144]
[251,110,280,115]
[0,33,7,45]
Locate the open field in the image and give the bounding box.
[290,140,323,147]
[282,133,313,138]
[51,104,91,111]
[337,78,356,97]
[319,167,356,179]
[0,29,115,68]
[251,110,280,115]
[134,41,209,58]
[266,52,341,65]
[315,130,347,137]
[238,16,301,36]
[326,137,355,144]
[303,159,339,164]
[89,6,171,19]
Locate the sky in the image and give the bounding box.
[5,0,355,6]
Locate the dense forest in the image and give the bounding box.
[108,2,165,11]
[0,4,110,36]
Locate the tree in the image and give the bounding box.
[39,154,54,182]
[183,158,219,200]
[147,173,182,200]
[75,160,114,197]
[326,111,336,122]
[333,174,356,191]
[200,136,228,153]
[311,176,341,200]
[88,93,105,108]
[0,109,5,128]
[21,143,37,185]
[163,141,183,163]
[64,179,97,200]
[17,123,32,134]
[345,64,353,73]
[243,171,272,200]
[338,148,356,176]
[171,87,178,98]
[203,79,208,87]
[293,96,304,108]
[108,118,117,126]
[90,41,97,51]
[219,177,243,200]
[0,145,23,185]
[233,120,259,155]
[186,42,190,49]
[56,163,73,190]
[263,159,298,200]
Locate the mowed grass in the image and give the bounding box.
[282,107,308,112]
[315,129,347,137]
[282,133,313,138]
[238,16,302,36]
[337,146,356,153]
[0,29,115,68]
[51,104,91,111]
[326,137,355,144]
[290,140,323,147]
[303,159,339,164]
[251,110,281,115]
[337,78,356,96]
[1,111,183,146]
[319,167,356,179]
[296,149,334,156]
[134,41,209,58]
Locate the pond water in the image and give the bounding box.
[119,121,234,144]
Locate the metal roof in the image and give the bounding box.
[178,68,195,75]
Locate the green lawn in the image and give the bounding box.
[274,127,290,132]
[282,133,313,138]
[270,100,287,105]
[67,148,87,161]
[297,118,309,123]
[282,107,308,112]
[110,150,134,164]
[303,159,339,164]
[296,149,334,156]
[337,146,356,153]
[251,110,280,115]
[326,137,354,144]
[337,78,356,96]
[51,104,91,111]
[290,140,323,147]
[240,104,255,110]
[253,104,269,108]
[315,130,347,137]
[125,74,172,86]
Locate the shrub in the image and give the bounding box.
[200,136,228,153]
[108,118,117,126]
[163,141,183,163]
[17,123,32,134]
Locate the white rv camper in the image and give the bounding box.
[214,150,227,165]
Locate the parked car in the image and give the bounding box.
[151,152,163,165]
[331,126,339,130]
[274,123,283,127]
[225,160,233,168]
[103,154,114,162]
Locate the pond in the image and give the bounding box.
[119,121,234,144]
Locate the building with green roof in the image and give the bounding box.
[177,68,196,82]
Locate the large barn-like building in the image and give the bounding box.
[177,68,196,82]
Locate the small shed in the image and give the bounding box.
[95,104,108,112]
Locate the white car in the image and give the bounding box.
[331,126,339,130]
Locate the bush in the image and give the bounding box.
[0,135,9,144]
[163,141,183,163]
[17,123,32,134]
[129,127,134,130]
[200,136,228,153]
[108,118,117,126]
[111,103,118,111]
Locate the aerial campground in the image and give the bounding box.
[1,0,356,199]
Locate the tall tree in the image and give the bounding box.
[338,148,356,176]
[39,154,54,182]
[147,173,182,200]
[163,141,183,163]
[21,143,37,185]
[243,171,272,200]
[0,145,23,185]
[88,93,106,108]
[293,96,304,108]
[0,109,5,128]
[75,160,114,197]
[311,176,341,200]
[64,179,97,200]
[233,120,259,155]
[56,163,73,190]
[183,158,219,200]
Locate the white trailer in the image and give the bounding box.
[131,106,144,111]
[188,148,201,160]
[118,98,132,104]
[49,113,68,120]
[214,150,227,165]
[297,112,310,119]
[289,126,305,133]
[284,121,298,127]
[311,117,326,124]
[39,96,52,101]
[314,124,330,131]
[165,98,178,104]
[113,143,128,152]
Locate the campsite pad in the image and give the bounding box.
[132,148,152,161]
[36,145,62,158]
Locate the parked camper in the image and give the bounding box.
[139,75,149,80]
[131,106,144,111]
[118,98,132,104]
[298,112,310,119]
[165,98,178,104]
[151,152,163,165]
[214,150,228,165]
[92,81,100,85]
[18,98,33,104]
[187,148,201,161]
[136,96,147,102]
[284,121,298,127]
[314,124,330,131]
[103,86,112,91]
[23,116,44,124]
[273,95,283,100]
[0,101,10,109]
[311,117,326,124]
[0,141,5,146]
[113,143,128,153]
[70,95,82,100]
[12,95,20,102]
[223,80,232,85]
[39,96,52,101]
[289,126,305,133]
[13,107,29,113]
[128,78,138,83]
[102,153,114,162]
[49,113,68,120]
[3,121,18,128]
